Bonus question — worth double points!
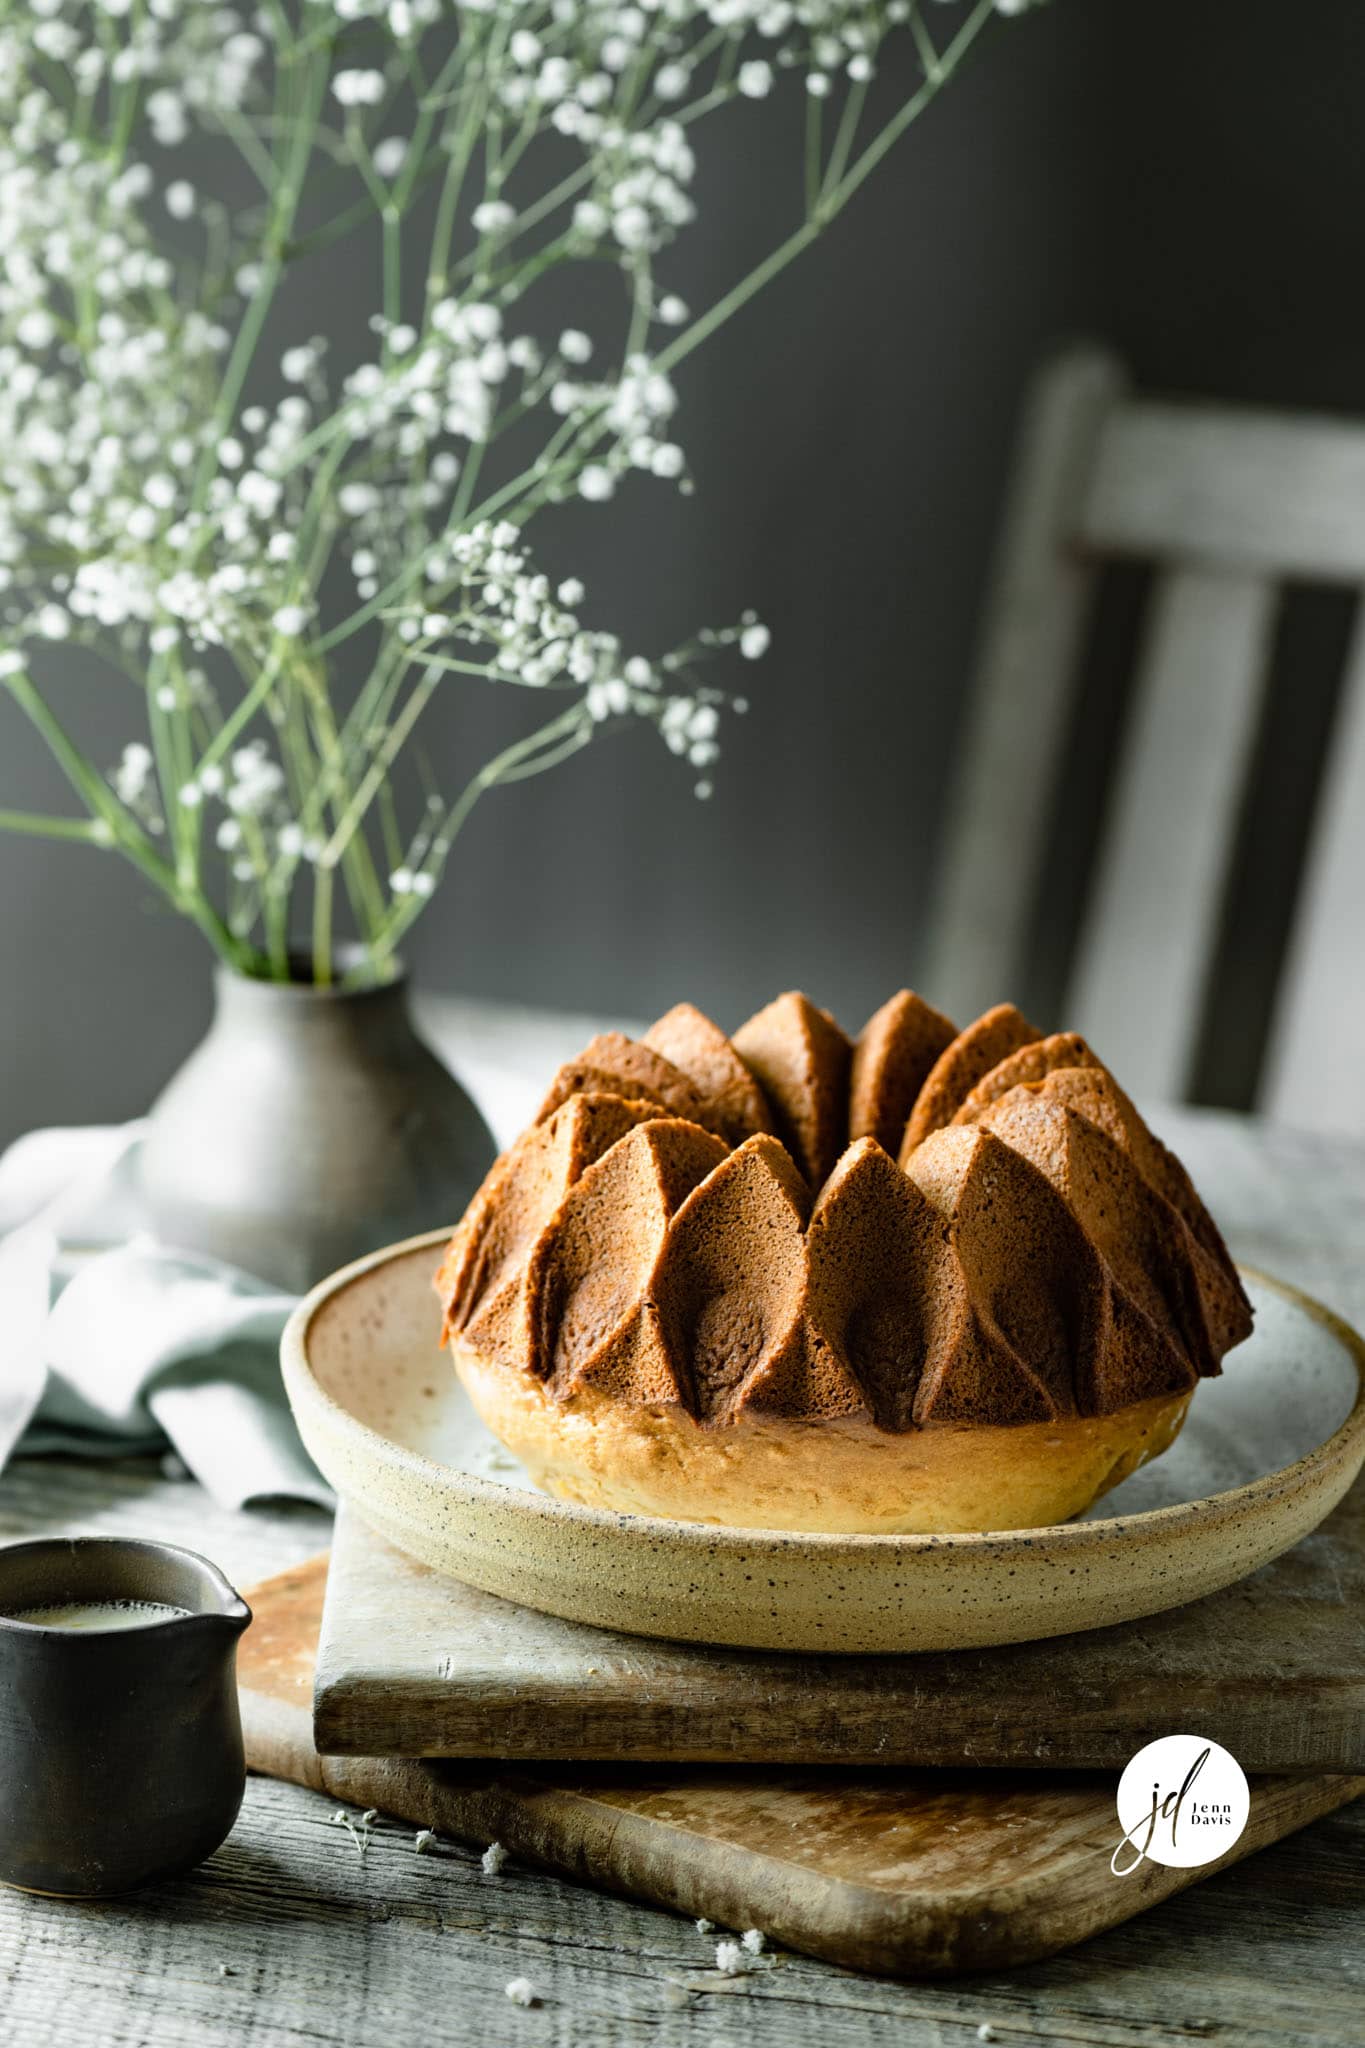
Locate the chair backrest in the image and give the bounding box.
[924,345,1365,1135]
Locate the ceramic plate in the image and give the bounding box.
[281,1232,1365,1653]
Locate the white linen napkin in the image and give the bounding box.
[0,1124,331,1509]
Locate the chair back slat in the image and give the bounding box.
[1260,613,1365,1132]
[925,349,1127,1023]
[1080,404,1365,581]
[1065,567,1277,1100]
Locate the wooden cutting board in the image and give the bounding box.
[240,1552,1364,1979]
[312,1490,1365,1768]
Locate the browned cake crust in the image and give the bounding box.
[899,1002,1042,1158]
[434,992,1254,1532]
[643,1002,774,1146]
[535,1031,720,1133]
[731,991,852,1188]
[849,989,957,1154]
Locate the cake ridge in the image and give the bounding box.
[436,990,1254,1439]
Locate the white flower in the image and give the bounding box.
[613,204,652,250]
[572,200,609,237]
[277,823,304,858]
[178,782,202,809]
[238,472,282,518]
[281,345,316,383]
[272,605,309,636]
[472,200,515,235]
[847,53,874,83]
[658,295,688,325]
[656,63,689,99]
[333,70,386,109]
[373,136,407,178]
[650,443,685,479]
[578,465,615,502]
[165,181,196,220]
[740,623,771,659]
[557,579,585,606]
[216,820,241,851]
[339,483,380,516]
[389,866,414,895]
[559,329,593,364]
[738,62,774,99]
[36,604,69,640]
[806,72,831,98]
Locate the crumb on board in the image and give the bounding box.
[414,1829,436,1855]
[217,1965,234,1978]
[694,1918,714,1935]
[505,1977,537,2007]
[714,1940,744,1976]
[481,1840,509,1876]
[741,1929,766,1955]
[977,2027,998,2043]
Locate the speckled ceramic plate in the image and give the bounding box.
[281,1233,1365,1653]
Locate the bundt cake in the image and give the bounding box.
[435,994,1253,1534]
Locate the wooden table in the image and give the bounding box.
[2,1084,1364,2048]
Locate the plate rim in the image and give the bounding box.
[281,1228,1365,1559]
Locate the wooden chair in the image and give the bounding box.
[923,345,1365,1135]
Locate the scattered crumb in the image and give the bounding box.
[481,1840,509,1876]
[217,1964,234,1978]
[414,1829,436,1855]
[741,1929,766,1955]
[504,1977,537,2007]
[714,1940,744,1976]
[977,2028,998,2043]
[694,1918,714,1935]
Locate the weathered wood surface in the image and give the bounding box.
[3,1107,1365,2044]
[246,1551,1365,1980]
[316,1480,1365,1770]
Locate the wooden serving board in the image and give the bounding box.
[313,1486,1365,1768]
[240,1552,1363,1979]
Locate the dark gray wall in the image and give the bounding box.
[4,0,1363,1146]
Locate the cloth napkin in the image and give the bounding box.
[0,1124,332,1510]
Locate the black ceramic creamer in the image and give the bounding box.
[0,1536,251,1896]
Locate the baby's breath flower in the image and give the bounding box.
[333,70,386,109]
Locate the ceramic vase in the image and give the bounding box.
[139,959,496,1292]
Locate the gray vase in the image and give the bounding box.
[140,960,497,1293]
